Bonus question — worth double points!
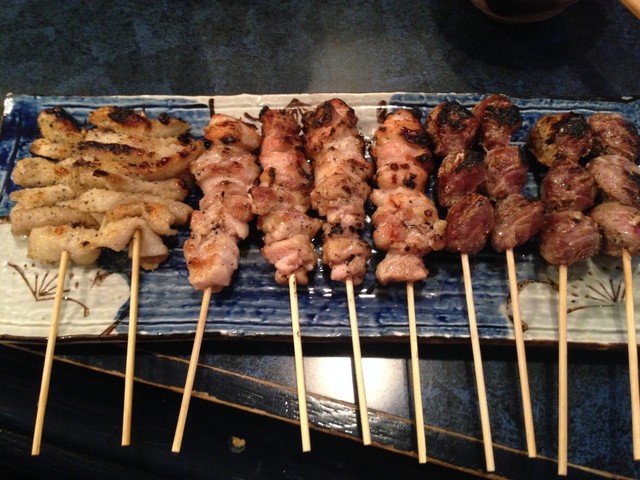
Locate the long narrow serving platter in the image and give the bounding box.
[1,92,638,345]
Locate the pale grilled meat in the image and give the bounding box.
[303,99,373,285]
[539,210,601,266]
[425,101,479,158]
[27,225,100,265]
[527,112,593,167]
[370,108,445,284]
[183,114,261,291]
[587,154,640,208]
[473,94,522,151]
[88,106,192,138]
[588,112,639,161]
[251,107,321,285]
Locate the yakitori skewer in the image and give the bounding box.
[31,250,69,456]
[302,99,373,445]
[475,94,542,457]
[528,111,600,475]
[369,107,446,462]
[10,106,198,453]
[250,106,322,450]
[427,101,495,471]
[174,112,261,452]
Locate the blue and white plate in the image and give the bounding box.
[1,93,638,345]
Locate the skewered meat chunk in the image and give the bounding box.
[484,145,528,200]
[539,210,601,266]
[491,193,544,252]
[588,112,640,161]
[369,110,446,284]
[445,193,494,255]
[436,150,486,207]
[27,225,100,265]
[425,101,479,158]
[587,154,640,208]
[527,112,593,167]
[540,161,597,212]
[252,107,321,285]
[591,202,640,256]
[303,99,372,285]
[88,106,192,138]
[11,206,100,236]
[473,94,522,151]
[184,114,261,291]
[34,107,84,146]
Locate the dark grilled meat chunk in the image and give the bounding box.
[527,112,593,167]
[484,145,528,200]
[473,94,522,151]
[539,210,601,266]
[540,161,597,212]
[445,193,494,254]
[587,154,640,208]
[588,112,640,161]
[491,193,544,252]
[425,101,479,158]
[591,201,640,257]
[437,150,486,207]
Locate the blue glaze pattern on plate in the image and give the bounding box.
[1,93,639,345]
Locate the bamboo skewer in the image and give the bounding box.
[289,274,311,452]
[558,264,569,476]
[622,249,640,460]
[407,282,427,463]
[505,248,537,457]
[172,286,212,453]
[620,0,640,20]
[122,229,141,446]
[460,253,495,472]
[345,278,371,445]
[32,250,70,456]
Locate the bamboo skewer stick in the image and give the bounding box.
[32,250,70,456]
[407,282,427,463]
[558,264,569,476]
[620,0,640,20]
[289,274,311,452]
[172,286,212,453]
[622,249,640,460]
[460,253,495,472]
[345,278,371,445]
[122,229,141,446]
[505,248,537,457]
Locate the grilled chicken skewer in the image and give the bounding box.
[427,101,495,472]
[302,99,374,445]
[173,113,261,452]
[12,106,198,453]
[369,107,446,463]
[475,94,542,458]
[528,111,601,476]
[251,106,322,450]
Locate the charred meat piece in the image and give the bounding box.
[484,145,528,200]
[473,94,522,151]
[491,193,544,252]
[539,210,601,266]
[540,161,597,212]
[591,201,640,256]
[527,112,593,167]
[425,101,479,158]
[89,106,192,138]
[588,112,639,161]
[437,150,486,207]
[445,193,494,254]
[587,154,640,208]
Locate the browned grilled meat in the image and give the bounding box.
[491,193,544,252]
[425,101,479,158]
[588,112,640,161]
[539,210,601,266]
[445,193,494,254]
[473,94,522,151]
[527,112,593,167]
[436,150,486,207]
[540,161,597,212]
[587,154,640,208]
[591,201,640,257]
[484,145,528,200]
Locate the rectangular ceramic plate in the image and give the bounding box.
[1,93,639,345]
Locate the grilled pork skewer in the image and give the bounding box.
[369,107,446,462]
[428,100,495,471]
[252,106,322,450]
[173,113,261,452]
[528,111,600,475]
[476,94,542,458]
[302,99,374,445]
